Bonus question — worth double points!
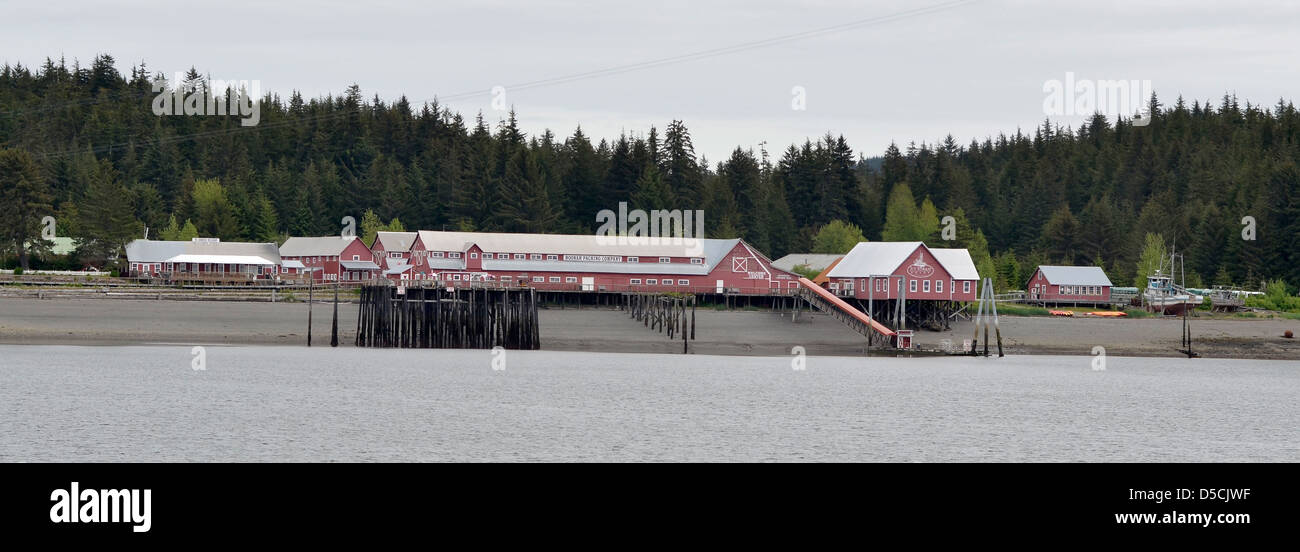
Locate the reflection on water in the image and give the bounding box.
[1,346,1296,462]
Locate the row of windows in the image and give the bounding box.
[412,251,704,265]
[628,279,692,285]
[863,278,972,294]
[292,255,364,264]
[1061,285,1103,295]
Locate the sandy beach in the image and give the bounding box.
[1,297,1297,359]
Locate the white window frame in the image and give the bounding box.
[547,254,558,261]
[450,252,461,259]
[909,279,917,293]
[923,280,931,293]
[565,276,577,283]
[483,253,493,259]
[963,281,971,293]
[678,279,688,286]
[470,252,479,259]
[690,258,703,265]
[937,279,943,293]
[630,278,642,285]
[627,257,639,263]
[532,276,544,283]
[647,279,658,285]
[530,254,542,260]
[515,254,526,260]
[659,257,671,264]
[549,276,561,283]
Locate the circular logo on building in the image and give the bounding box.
[905,254,935,278]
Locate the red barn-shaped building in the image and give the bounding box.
[826,241,979,302]
[370,231,418,280]
[375,230,797,293]
[279,236,380,282]
[1026,265,1112,303]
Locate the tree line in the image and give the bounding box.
[2,54,1298,292]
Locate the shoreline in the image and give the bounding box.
[1,297,1298,360]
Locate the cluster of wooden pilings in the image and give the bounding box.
[355,284,540,349]
[622,293,696,353]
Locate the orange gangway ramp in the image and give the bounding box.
[796,278,896,337]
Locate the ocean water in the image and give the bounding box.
[0,345,1296,462]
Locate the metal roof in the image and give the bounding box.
[374,231,417,251]
[481,259,711,275]
[424,258,466,270]
[340,260,381,270]
[384,264,413,275]
[415,230,722,259]
[930,248,979,280]
[280,236,362,257]
[827,242,978,280]
[281,260,306,269]
[771,253,844,273]
[125,239,280,265]
[1036,265,1113,286]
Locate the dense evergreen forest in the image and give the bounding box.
[2,54,1298,292]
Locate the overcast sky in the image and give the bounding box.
[4,0,1298,162]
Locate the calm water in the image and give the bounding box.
[1,345,1296,462]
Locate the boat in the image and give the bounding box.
[1208,286,1246,312]
[1142,247,1203,315]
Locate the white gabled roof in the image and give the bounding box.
[415,230,713,258]
[771,253,844,273]
[280,236,361,257]
[374,231,417,251]
[827,242,924,278]
[931,248,979,280]
[1037,265,1113,286]
[827,241,978,280]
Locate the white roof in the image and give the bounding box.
[416,230,712,258]
[166,254,277,265]
[125,239,280,265]
[1037,265,1113,286]
[374,231,417,251]
[930,248,979,280]
[282,260,306,269]
[771,253,844,273]
[827,242,978,280]
[828,242,925,278]
[280,236,361,257]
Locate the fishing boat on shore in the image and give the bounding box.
[1142,247,1203,315]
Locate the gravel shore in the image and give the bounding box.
[1,297,1298,359]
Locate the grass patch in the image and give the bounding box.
[1122,308,1154,318]
[991,304,1050,316]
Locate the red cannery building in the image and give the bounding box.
[825,241,979,301]
[370,231,418,280]
[373,230,798,293]
[1026,265,1113,303]
[279,236,381,282]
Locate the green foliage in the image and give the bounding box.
[811,220,865,254]
[1245,280,1300,312]
[1134,233,1167,288]
[178,219,199,241]
[790,263,821,279]
[1,58,1298,287]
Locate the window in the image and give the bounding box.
[627,257,638,263]
[830,283,839,290]
[936,279,944,293]
[647,279,658,285]
[452,274,461,281]
[678,279,688,286]
[630,278,642,285]
[963,281,971,293]
[659,257,671,263]
[470,252,478,259]
[909,279,917,293]
[530,254,542,260]
[514,254,525,260]
[483,253,492,259]
[923,280,931,293]
[549,277,561,283]
[547,254,558,261]
[690,258,703,265]
[565,276,577,283]
[432,252,443,258]
[532,276,544,283]
[450,252,461,259]
[389,252,402,258]
[352,255,360,261]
